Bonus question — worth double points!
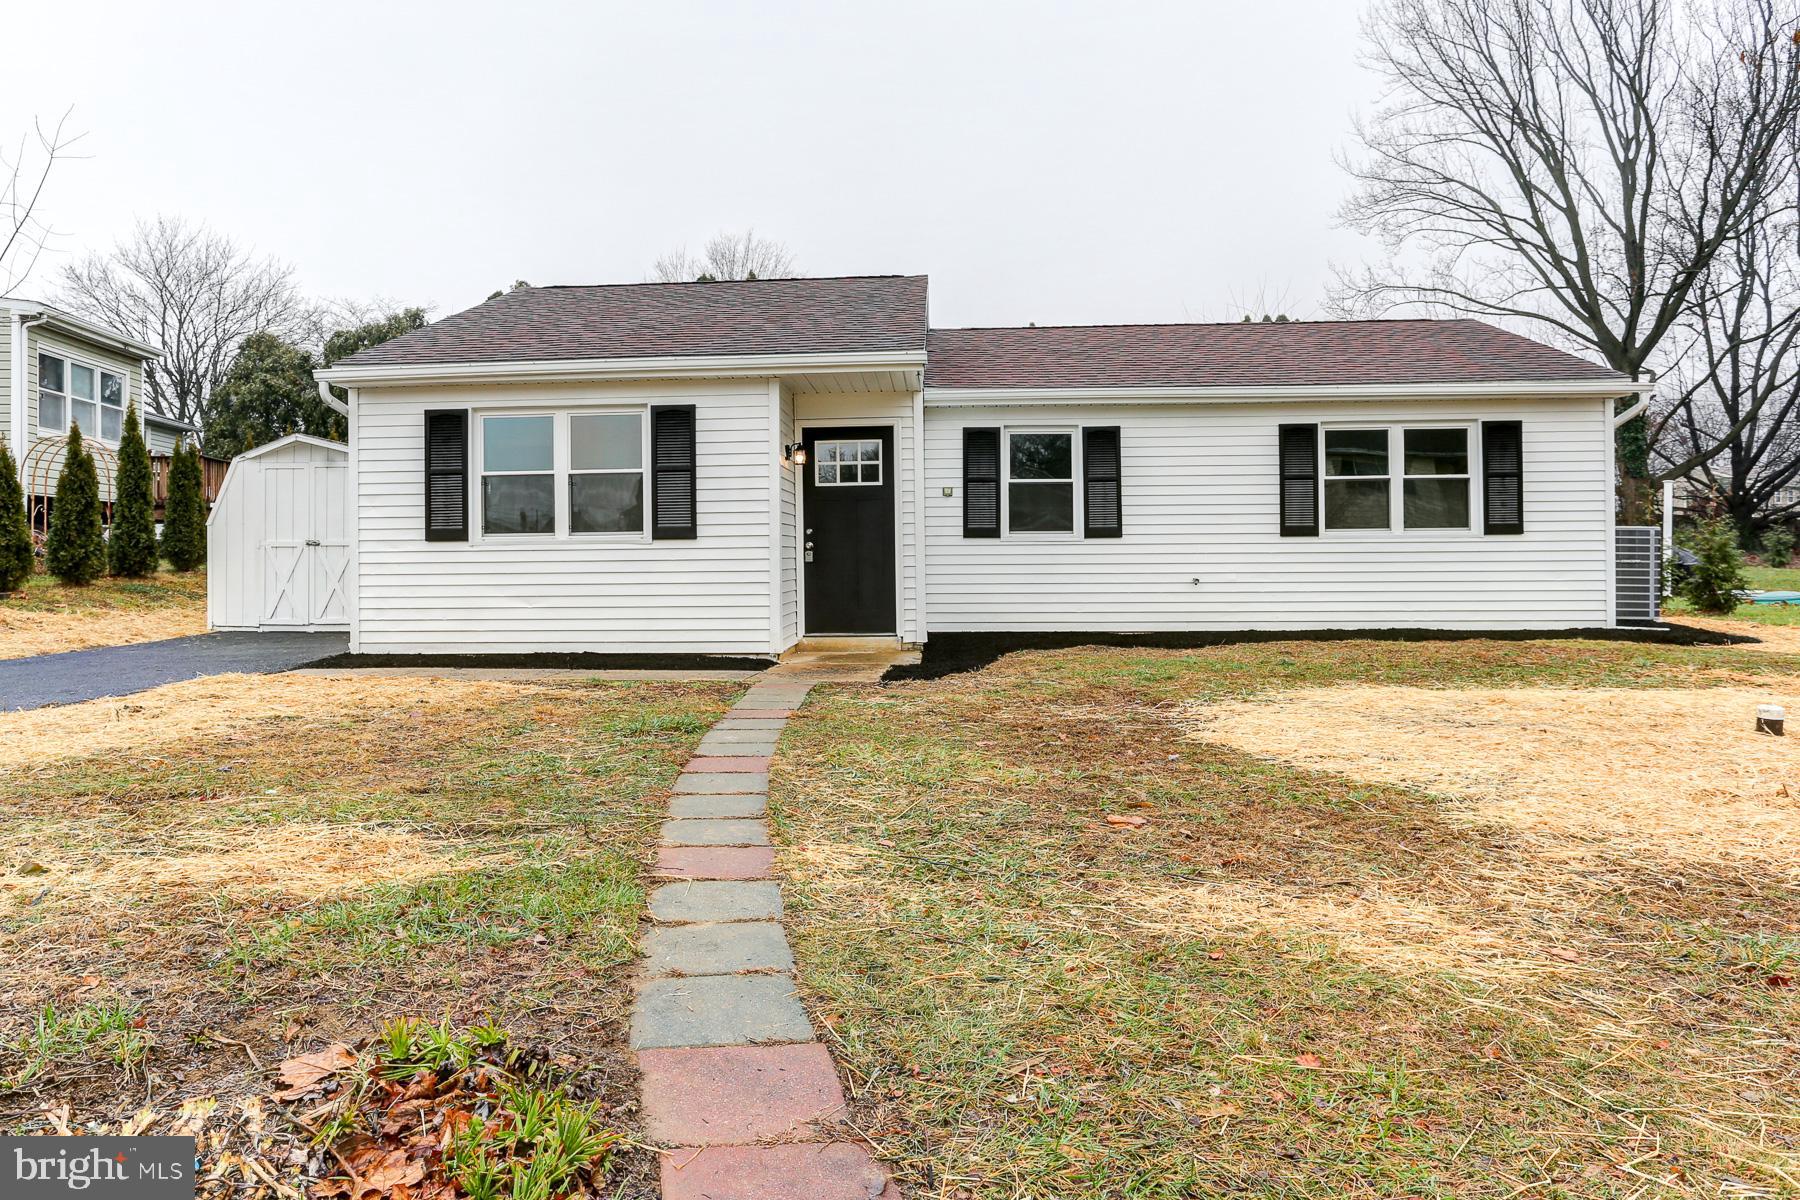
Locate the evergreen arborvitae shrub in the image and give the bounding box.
[108,404,157,577]
[45,426,107,585]
[0,440,32,593]
[161,440,207,572]
[1679,517,1749,614]
[1761,526,1794,570]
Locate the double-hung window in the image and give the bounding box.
[1401,428,1471,529]
[479,411,646,537]
[37,353,126,444]
[569,412,645,533]
[481,415,555,535]
[1006,429,1076,533]
[1322,429,1390,530]
[1322,425,1473,532]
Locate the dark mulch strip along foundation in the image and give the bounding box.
[888,622,1753,681]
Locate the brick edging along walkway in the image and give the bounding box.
[630,674,900,1200]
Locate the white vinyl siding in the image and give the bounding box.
[777,385,800,650]
[923,397,1612,631]
[352,378,777,655]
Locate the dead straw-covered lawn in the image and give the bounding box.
[772,637,1800,1198]
[0,670,741,1197]
[0,570,208,659]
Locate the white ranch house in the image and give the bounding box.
[290,275,1651,656]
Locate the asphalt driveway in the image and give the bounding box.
[0,631,349,711]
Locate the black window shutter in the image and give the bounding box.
[651,404,698,540]
[423,409,468,542]
[1082,426,1122,538]
[1483,420,1524,534]
[963,427,1001,538]
[1278,423,1319,537]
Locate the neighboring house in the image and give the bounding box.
[306,275,1651,656]
[1,297,176,502]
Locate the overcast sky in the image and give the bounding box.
[6,1,1383,330]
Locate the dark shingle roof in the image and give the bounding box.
[339,275,928,367]
[924,319,1625,389]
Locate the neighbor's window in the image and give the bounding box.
[569,412,644,533]
[481,414,555,535]
[1007,430,1074,533]
[37,354,66,433]
[100,371,125,441]
[1401,428,1471,529]
[815,439,882,485]
[1323,429,1390,530]
[36,354,125,444]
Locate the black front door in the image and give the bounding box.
[802,426,896,635]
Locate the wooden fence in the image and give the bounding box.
[151,454,230,518]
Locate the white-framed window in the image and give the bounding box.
[1005,428,1077,534]
[1322,425,1474,533]
[38,353,126,444]
[477,409,647,538]
[480,414,555,536]
[815,438,881,486]
[569,412,645,533]
[1400,427,1472,530]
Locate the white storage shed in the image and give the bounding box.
[207,435,351,632]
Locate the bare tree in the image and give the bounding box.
[1654,201,1800,536]
[0,111,82,295]
[56,216,314,427]
[650,230,798,282]
[1336,0,1800,520]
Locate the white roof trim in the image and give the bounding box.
[232,432,348,462]
[314,349,929,388]
[0,298,161,359]
[923,378,1651,406]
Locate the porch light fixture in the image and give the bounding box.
[784,442,808,466]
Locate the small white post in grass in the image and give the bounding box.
[1662,479,1676,598]
[1757,704,1785,736]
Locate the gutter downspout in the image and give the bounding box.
[1611,370,1655,428]
[10,310,49,480]
[316,380,348,417]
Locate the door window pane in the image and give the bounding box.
[1325,479,1390,529]
[1009,482,1075,532]
[1009,432,1072,480]
[571,473,644,533]
[1403,428,1468,475]
[482,475,555,535]
[1404,478,1471,529]
[815,439,881,484]
[571,413,642,470]
[1324,429,1387,476]
[483,415,553,472]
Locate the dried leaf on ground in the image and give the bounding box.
[274,1044,356,1100]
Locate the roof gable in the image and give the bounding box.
[339,275,929,368]
[924,319,1626,390]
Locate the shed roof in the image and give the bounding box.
[336,275,929,368]
[923,319,1626,390]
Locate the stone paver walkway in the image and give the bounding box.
[632,663,902,1199]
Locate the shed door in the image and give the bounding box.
[261,461,348,628]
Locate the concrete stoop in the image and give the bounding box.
[630,666,902,1199]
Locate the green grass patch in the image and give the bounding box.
[774,638,1800,1197]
